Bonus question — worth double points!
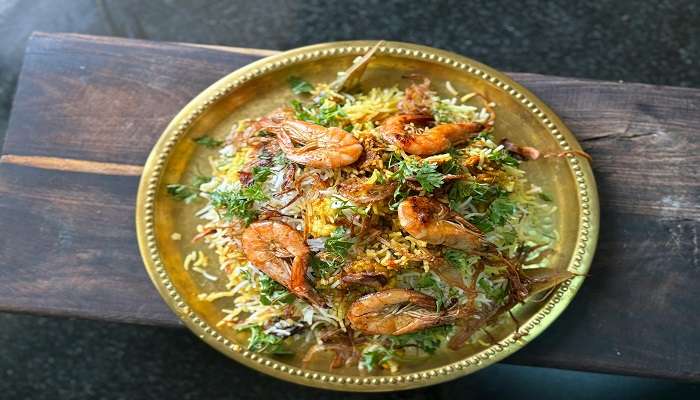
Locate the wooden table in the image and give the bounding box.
[1,32,698,381]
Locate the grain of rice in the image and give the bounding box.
[445,81,458,96]
[192,266,218,281]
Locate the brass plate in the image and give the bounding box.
[136,41,599,391]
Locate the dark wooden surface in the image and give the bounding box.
[1,32,698,380]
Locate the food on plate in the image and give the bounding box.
[169,45,582,373]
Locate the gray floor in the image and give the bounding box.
[0,0,698,398]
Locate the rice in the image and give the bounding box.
[172,69,559,373]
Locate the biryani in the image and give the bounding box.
[167,44,583,373]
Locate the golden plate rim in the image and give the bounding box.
[135,40,600,392]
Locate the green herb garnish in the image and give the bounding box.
[488,147,519,167]
[330,196,368,216]
[466,196,517,232]
[478,277,508,304]
[444,249,480,273]
[391,156,445,193]
[240,325,291,355]
[448,180,503,210]
[287,76,314,95]
[259,274,294,305]
[388,326,451,354]
[290,96,346,127]
[193,135,224,149]
[310,255,344,279]
[415,273,450,312]
[325,227,354,257]
[210,167,271,225]
[359,346,395,372]
[487,197,517,225]
[166,175,212,203]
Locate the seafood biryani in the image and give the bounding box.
[167,44,585,373]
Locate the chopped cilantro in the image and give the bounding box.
[391,156,445,193]
[210,167,271,225]
[441,148,464,174]
[166,184,197,203]
[240,325,291,355]
[193,135,224,149]
[251,165,272,182]
[287,76,314,95]
[330,196,368,216]
[469,215,495,232]
[389,184,409,211]
[272,152,289,167]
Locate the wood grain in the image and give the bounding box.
[1,32,699,380]
[0,155,143,176]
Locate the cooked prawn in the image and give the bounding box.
[397,196,488,251]
[347,288,468,335]
[379,114,489,156]
[257,109,363,168]
[241,220,324,306]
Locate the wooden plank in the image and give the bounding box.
[0,162,178,326]
[2,32,262,166]
[1,32,699,380]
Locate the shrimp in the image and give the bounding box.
[340,272,388,289]
[257,109,363,168]
[397,196,488,251]
[346,288,468,335]
[379,114,488,156]
[241,220,325,306]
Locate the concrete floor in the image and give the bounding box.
[0,0,698,398]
